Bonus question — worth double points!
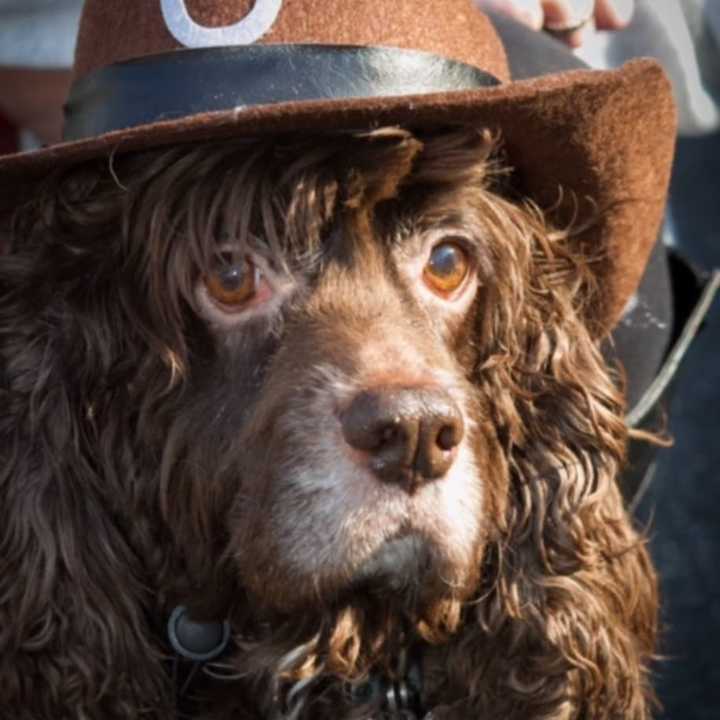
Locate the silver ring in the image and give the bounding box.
[543,0,596,33]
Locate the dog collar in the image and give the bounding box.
[346,645,425,717]
[167,605,428,717]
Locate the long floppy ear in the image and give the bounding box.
[435,193,658,719]
[0,240,171,716]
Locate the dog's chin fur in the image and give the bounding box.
[340,532,484,618]
[235,530,480,646]
[0,127,658,720]
[239,525,483,617]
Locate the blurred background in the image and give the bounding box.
[0,1,718,717]
[637,90,720,720]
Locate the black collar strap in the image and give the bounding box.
[63,44,501,141]
[167,605,428,717]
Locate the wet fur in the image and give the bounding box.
[0,128,656,718]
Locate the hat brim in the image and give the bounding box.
[0,58,675,334]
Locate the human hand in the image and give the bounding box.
[475,0,635,48]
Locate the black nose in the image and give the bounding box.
[341,386,464,491]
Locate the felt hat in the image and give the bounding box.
[0,0,676,333]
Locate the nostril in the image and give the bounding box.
[437,422,462,451]
[417,412,464,480]
[381,423,401,446]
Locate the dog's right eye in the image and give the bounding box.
[197,252,279,326]
[204,258,258,308]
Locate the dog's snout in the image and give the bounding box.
[341,386,464,490]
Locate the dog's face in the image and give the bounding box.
[218,192,498,615]
[147,130,510,621]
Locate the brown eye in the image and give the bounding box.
[423,241,471,296]
[204,257,257,308]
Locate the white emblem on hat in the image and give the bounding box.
[160,0,282,48]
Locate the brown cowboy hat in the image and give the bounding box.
[0,0,676,333]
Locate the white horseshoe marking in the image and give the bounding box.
[160,0,282,47]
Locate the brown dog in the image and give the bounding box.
[0,126,656,719]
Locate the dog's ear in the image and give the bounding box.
[445,337,658,715]
[430,188,658,717]
[0,246,171,714]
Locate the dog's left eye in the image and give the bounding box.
[423,241,471,296]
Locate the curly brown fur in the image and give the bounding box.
[0,127,657,719]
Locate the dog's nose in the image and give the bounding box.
[341,386,464,490]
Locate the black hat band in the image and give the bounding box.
[63,44,501,141]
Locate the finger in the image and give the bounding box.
[560,20,596,48]
[540,0,595,31]
[594,0,635,30]
[539,0,598,48]
[474,0,544,31]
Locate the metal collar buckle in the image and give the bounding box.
[347,647,425,718]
